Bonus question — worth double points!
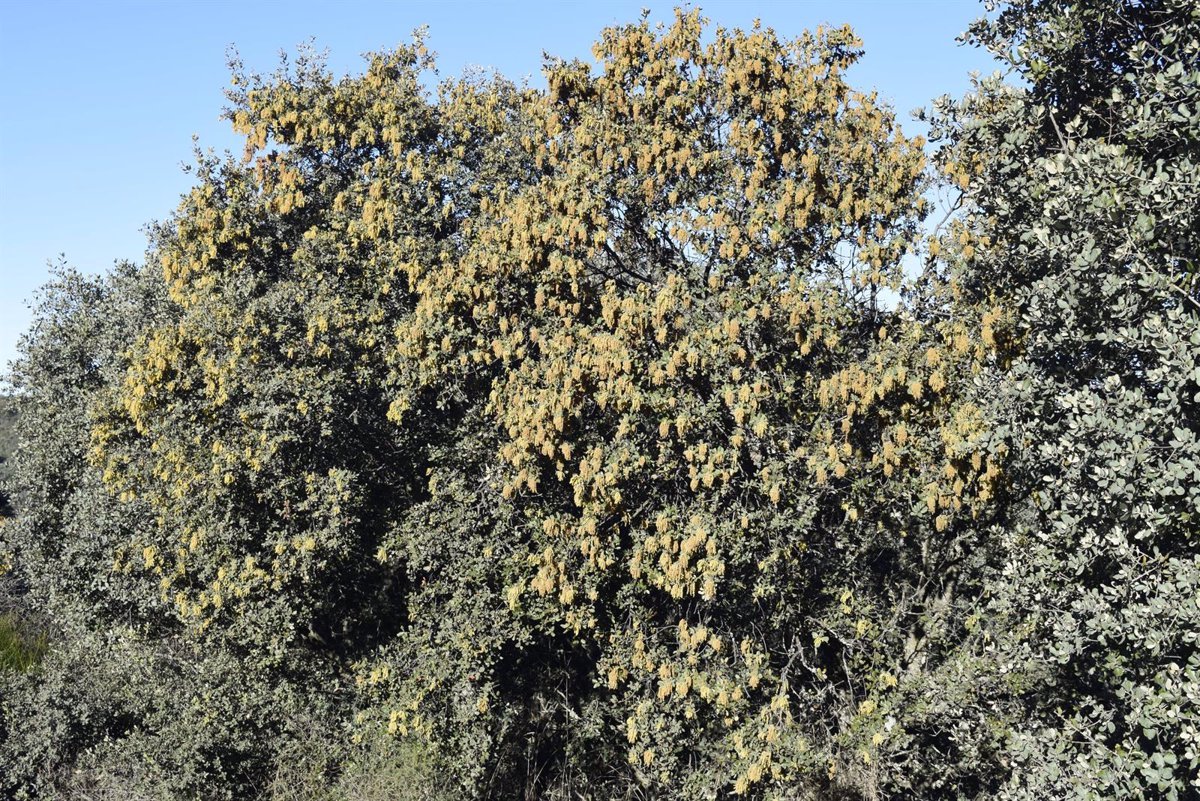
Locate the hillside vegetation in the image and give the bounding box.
[1,2,1197,799]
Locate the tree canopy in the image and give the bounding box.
[1,2,1197,799]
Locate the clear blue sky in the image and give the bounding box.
[0,0,999,375]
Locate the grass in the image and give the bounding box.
[0,612,47,672]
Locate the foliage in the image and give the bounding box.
[1,2,1197,799]
[922,0,1200,797]
[0,394,17,517]
[366,12,978,799]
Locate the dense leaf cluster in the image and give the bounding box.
[0,396,16,517]
[921,1,1200,797]
[1,2,1197,799]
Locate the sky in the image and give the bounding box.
[0,0,1001,375]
